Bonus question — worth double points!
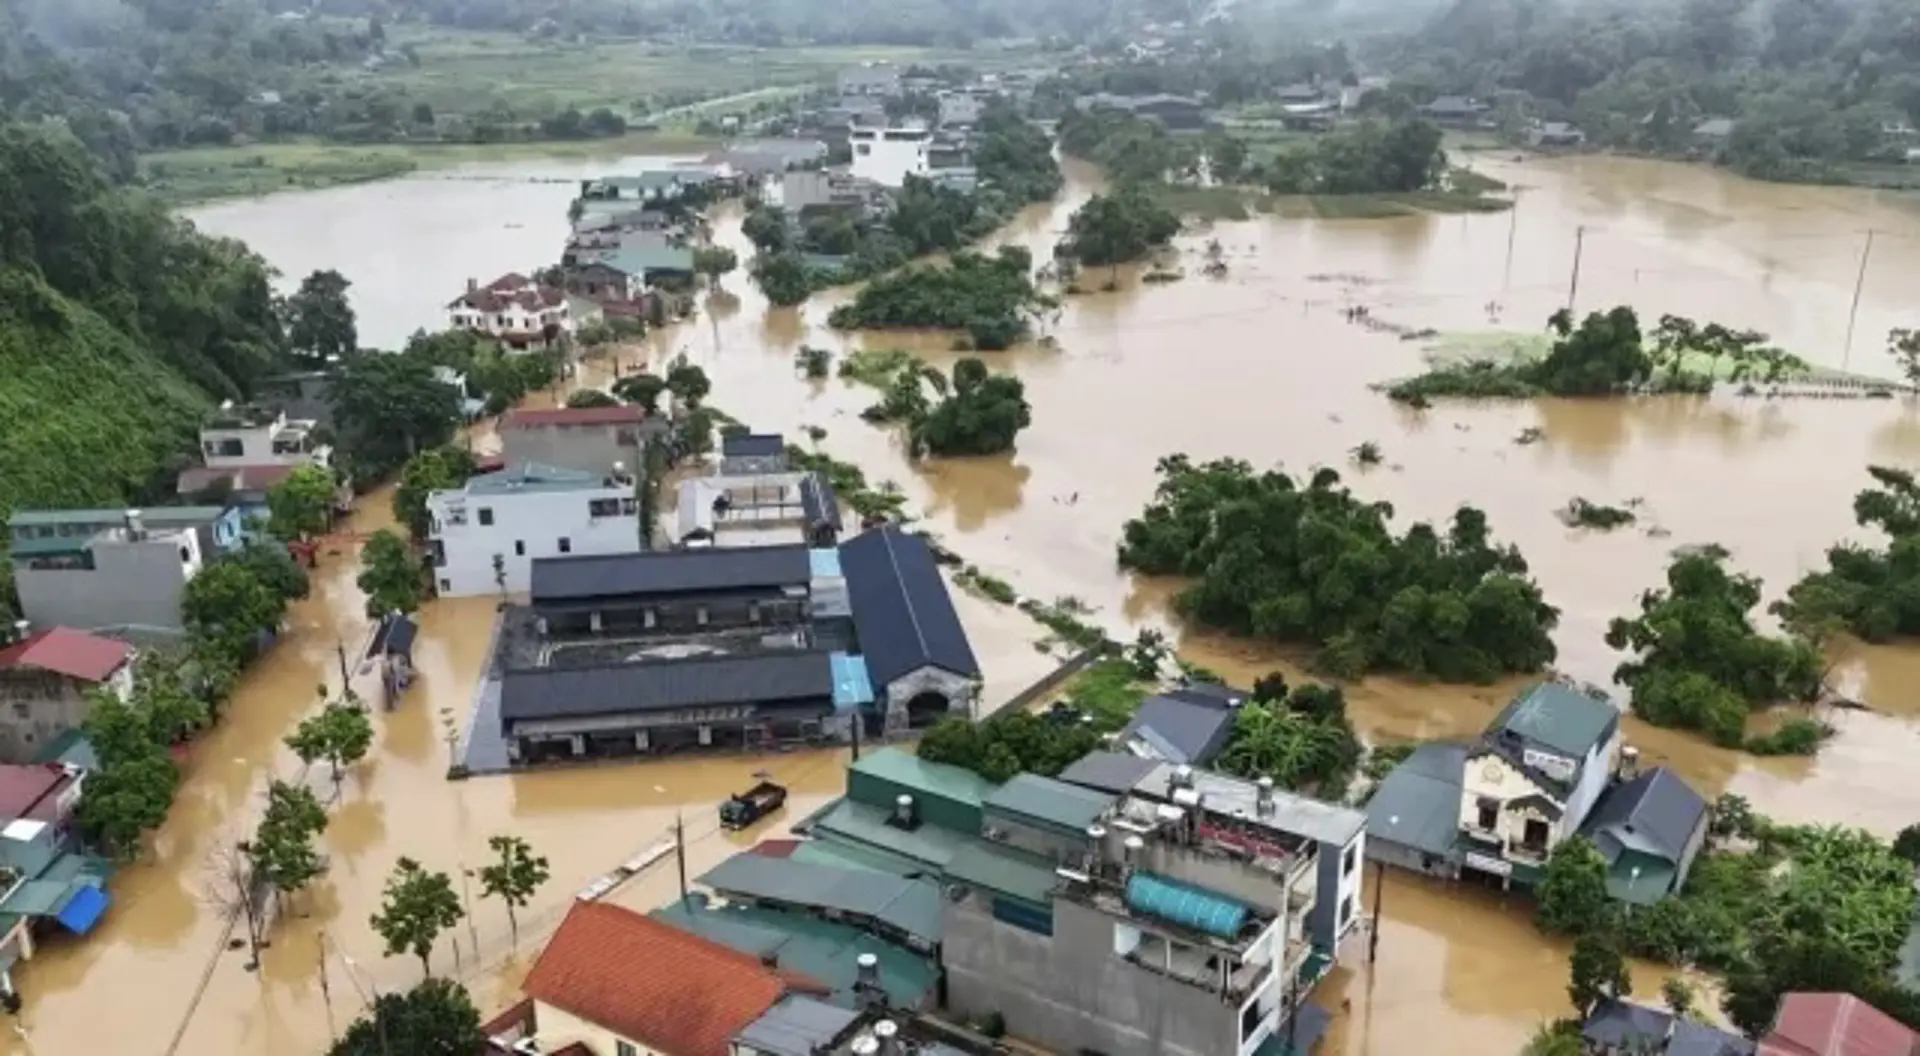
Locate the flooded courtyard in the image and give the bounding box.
[15,150,1920,1054]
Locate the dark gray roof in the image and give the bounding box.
[365,613,417,659]
[1488,683,1620,759]
[1166,682,1249,707]
[698,854,945,945]
[1121,694,1238,765]
[983,773,1114,833]
[1580,766,1708,867]
[733,996,860,1056]
[1582,998,1753,1056]
[723,433,786,458]
[498,652,834,722]
[1058,751,1160,795]
[530,545,812,602]
[839,526,979,686]
[800,473,842,533]
[1366,743,1466,858]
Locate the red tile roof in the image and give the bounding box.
[449,274,566,313]
[0,628,134,683]
[0,764,77,821]
[750,839,802,859]
[501,405,646,429]
[1761,993,1920,1056]
[522,901,818,1056]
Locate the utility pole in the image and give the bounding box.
[1501,191,1521,291]
[1367,857,1387,964]
[850,710,862,762]
[1842,229,1877,373]
[1565,225,1587,314]
[461,865,481,957]
[317,930,336,1044]
[336,640,350,686]
[674,810,689,908]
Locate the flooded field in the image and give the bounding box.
[19,151,1920,1055]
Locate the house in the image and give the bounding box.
[567,242,697,297]
[9,506,244,565]
[839,525,981,733]
[1275,83,1327,105]
[1693,118,1737,145]
[255,369,334,426]
[1116,682,1246,766]
[426,462,642,597]
[695,854,945,954]
[579,171,698,205]
[1581,998,1754,1055]
[937,92,987,129]
[1458,683,1623,887]
[176,403,337,513]
[839,63,903,98]
[1760,993,1920,1055]
[727,993,996,1056]
[1420,95,1491,125]
[12,513,209,637]
[0,630,135,763]
[498,404,658,478]
[1529,121,1587,148]
[447,273,574,352]
[676,469,842,549]
[849,126,933,188]
[766,170,890,217]
[528,544,819,637]
[722,433,790,476]
[1577,763,1709,905]
[1364,742,1468,880]
[705,139,830,177]
[513,899,827,1056]
[1073,93,1210,131]
[0,759,113,975]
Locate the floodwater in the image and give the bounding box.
[16,151,1920,1055]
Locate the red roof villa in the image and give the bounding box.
[448,273,576,352]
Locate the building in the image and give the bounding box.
[1693,117,1737,144]
[676,469,842,549]
[447,273,574,352]
[850,127,933,188]
[1073,93,1210,131]
[1580,998,1753,1055]
[721,433,790,476]
[1364,742,1467,880]
[1419,96,1491,125]
[1760,992,1918,1055]
[579,171,700,205]
[9,507,243,566]
[1275,83,1327,105]
[498,404,657,478]
[839,63,903,97]
[938,93,987,129]
[254,369,334,426]
[0,630,135,763]
[507,899,828,1056]
[1529,121,1587,148]
[1457,683,1622,887]
[1117,682,1247,766]
[567,241,698,295]
[529,544,819,637]
[840,526,981,733]
[176,404,335,511]
[426,462,640,598]
[12,514,208,636]
[1577,764,1709,905]
[729,993,996,1056]
[0,757,113,977]
[705,139,830,177]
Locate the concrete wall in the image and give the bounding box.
[849,130,930,188]
[0,674,91,764]
[427,485,641,597]
[1562,731,1622,838]
[1307,833,1365,950]
[720,452,790,476]
[501,423,653,478]
[534,999,659,1054]
[941,895,1236,1056]
[16,532,201,633]
[1366,836,1460,879]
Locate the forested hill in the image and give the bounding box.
[0,121,286,511]
[1386,0,1920,179]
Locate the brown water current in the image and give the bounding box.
[13,152,1920,1054]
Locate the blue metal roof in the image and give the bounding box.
[809,548,843,579]
[838,526,979,688]
[57,883,108,934]
[1125,872,1249,939]
[829,652,874,709]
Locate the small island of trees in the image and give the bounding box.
[827,246,1053,350]
[1116,456,1559,681]
[1057,186,1182,270]
[858,356,1032,457]
[1777,466,1920,643]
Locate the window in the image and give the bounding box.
[1522,818,1551,851]
[1240,996,1262,1043]
[439,579,451,592]
[588,498,621,518]
[856,143,872,156]
[1475,797,1499,831]
[1342,844,1357,877]
[179,546,192,563]
[616,1042,638,1056]
[558,537,571,553]
[620,497,639,515]
[513,540,526,556]
[1338,893,1355,929]
[477,507,495,526]
[12,704,29,719]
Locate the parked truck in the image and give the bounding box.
[719,781,788,830]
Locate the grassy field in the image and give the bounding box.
[1260,189,1513,219]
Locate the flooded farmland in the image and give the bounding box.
[16,150,1920,1055]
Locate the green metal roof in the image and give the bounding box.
[846,748,994,835]
[601,245,696,276]
[698,854,944,946]
[1366,743,1466,858]
[983,774,1114,835]
[1489,683,1620,759]
[808,799,971,873]
[10,506,227,528]
[943,841,1058,907]
[462,462,610,496]
[653,897,939,1009]
[788,839,903,874]
[1605,853,1678,907]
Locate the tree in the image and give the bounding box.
[330,978,486,1056]
[1709,792,1757,845]
[910,357,1033,457]
[611,372,668,411]
[1892,329,1920,388]
[393,447,477,541]
[285,270,357,364]
[1126,628,1169,679]
[1777,466,1920,643]
[182,558,285,657]
[1662,977,1697,1019]
[369,857,465,976]
[477,835,550,945]
[751,252,816,307]
[827,247,1047,351]
[565,389,619,409]
[665,354,711,408]
[742,205,791,254]
[1215,681,1362,793]
[287,702,375,784]
[265,463,337,541]
[1059,186,1181,268]
[1536,837,1615,936]
[1894,825,1920,867]
[76,745,179,858]
[1568,931,1632,1017]
[358,530,424,618]
[1520,1024,1584,1056]
[692,245,739,288]
[331,352,463,483]
[202,836,266,969]
[251,779,327,912]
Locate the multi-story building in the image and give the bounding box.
[676,468,842,549]
[446,273,574,352]
[0,628,135,763]
[497,405,658,479]
[425,463,642,597]
[849,126,932,188]
[12,512,208,636]
[176,404,336,513]
[8,507,244,567]
[720,433,791,476]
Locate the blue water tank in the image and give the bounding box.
[1124,871,1250,938]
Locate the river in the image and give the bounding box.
[13,151,1920,1055]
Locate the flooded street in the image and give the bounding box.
[28,151,1919,1055]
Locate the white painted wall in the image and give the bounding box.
[849,128,930,188]
[427,484,640,596]
[535,1000,660,1055]
[201,414,324,469]
[1561,729,1621,838]
[1460,753,1560,855]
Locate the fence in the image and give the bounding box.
[996,645,1113,716]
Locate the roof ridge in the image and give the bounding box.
[878,527,934,668]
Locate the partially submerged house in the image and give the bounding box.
[1529,121,1587,148]
[840,525,981,733]
[12,512,210,637]
[9,506,244,567]
[176,403,337,513]
[446,273,575,353]
[1577,763,1709,905]
[1419,95,1491,125]
[1457,683,1622,887]
[0,629,135,764]
[498,404,658,478]
[721,433,791,476]
[0,755,114,979]
[1581,997,1753,1055]
[426,462,643,597]
[1116,682,1246,766]
[1364,741,1469,880]
[676,469,842,549]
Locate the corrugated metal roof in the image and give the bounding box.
[1057,751,1160,795]
[1126,872,1251,938]
[1580,766,1708,866]
[1761,993,1913,1056]
[983,774,1113,834]
[1366,743,1466,858]
[944,841,1058,906]
[0,628,134,683]
[10,506,227,528]
[732,996,860,1056]
[1489,683,1620,759]
[723,433,786,458]
[846,748,994,835]
[801,475,842,534]
[808,799,971,872]
[829,652,874,709]
[531,545,812,603]
[654,896,940,1010]
[698,854,944,946]
[839,526,979,687]
[1121,695,1238,765]
[498,652,835,722]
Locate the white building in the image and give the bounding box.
[848,126,931,188]
[197,405,328,470]
[446,273,574,353]
[426,463,640,597]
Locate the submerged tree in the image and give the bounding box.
[265,464,337,542]
[477,835,550,945]
[909,357,1033,457]
[1567,931,1632,1018]
[1776,466,1920,643]
[357,530,424,618]
[1535,837,1614,937]
[370,857,465,977]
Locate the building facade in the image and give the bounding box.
[1457,684,1622,887]
[447,273,574,351]
[498,404,658,478]
[426,463,642,597]
[8,507,243,566]
[0,630,135,764]
[13,517,207,635]
[849,127,932,188]
[840,526,981,733]
[720,433,791,476]
[676,469,841,549]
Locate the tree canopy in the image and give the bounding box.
[331,978,486,1056]
[330,351,464,483]
[828,247,1049,350]
[1214,676,1363,793]
[909,358,1033,457]
[1059,187,1182,268]
[1776,465,1920,642]
[1117,456,1559,680]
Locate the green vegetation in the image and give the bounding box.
[1216,674,1363,796]
[331,351,466,481]
[1021,596,1109,652]
[1351,442,1384,467]
[1058,187,1182,268]
[954,565,1018,605]
[250,779,330,914]
[370,857,466,977]
[359,529,427,617]
[829,247,1050,350]
[393,447,478,540]
[1777,466,1920,642]
[861,358,1033,458]
[918,709,1104,783]
[1535,837,1616,937]
[1117,456,1559,681]
[285,699,376,785]
[331,978,487,1056]
[1559,498,1636,530]
[478,835,550,946]
[1057,658,1151,730]
[785,446,908,523]
[1605,546,1826,751]
[1258,118,1449,196]
[183,544,309,664]
[266,465,341,541]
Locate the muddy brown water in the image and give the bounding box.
[13,153,1920,1055]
